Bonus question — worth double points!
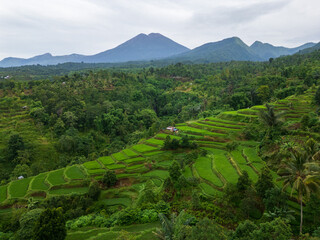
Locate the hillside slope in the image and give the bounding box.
[0,88,316,207]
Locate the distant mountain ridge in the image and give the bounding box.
[0,33,317,67]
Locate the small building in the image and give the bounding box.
[18,176,24,180]
[166,126,178,132]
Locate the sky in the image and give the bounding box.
[0,0,319,60]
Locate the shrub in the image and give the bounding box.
[102,170,117,187]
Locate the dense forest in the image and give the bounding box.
[0,50,320,239]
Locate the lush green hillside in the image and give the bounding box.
[0,89,315,205]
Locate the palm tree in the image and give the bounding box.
[259,104,284,140]
[277,149,320,234]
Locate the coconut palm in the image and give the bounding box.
[277,149,320,234]
[259,104,285,140]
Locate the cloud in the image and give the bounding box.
[0,0,319,59]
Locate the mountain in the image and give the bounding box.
[250,41,316,60]
[296,42,320,55]
[167,37,262,63]
[0,33,189,67]
[85,33,189,63]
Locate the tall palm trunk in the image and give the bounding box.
[300,197,303,235]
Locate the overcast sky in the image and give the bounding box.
[0,0,319,60]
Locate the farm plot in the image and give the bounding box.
[143,151,164,156]
[145,138,165,146]
[243,148,266,171]
[206,117,245,126]
[200,183,223,197]
[132,144,159,153]
[106,164,126,170]
[212,153,239,184]
[178,126,227,137]
[47,169,67,186]
[194,157,223,187]
[122,149,140,157]
[231,150,258,182]
[112,152,128,161]
[9,177,32,198]
[0,185,7,202]
[200,120,244,129]
[142,170,169,180]
[30,173,49,191]
[65,165,86,180]
[98,156,115,166]
[183,166,193,178]
[49,187,89,195]
[191,122,241,132]
[87,169,106,175]
[83,160,102,170]
[155,133,181,140]
[124,157,145,164]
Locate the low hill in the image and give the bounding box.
[0,88,316,207]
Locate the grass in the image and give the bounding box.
[132,144,159,153]
[126,164,145,170]
[123,149,140,157]
[145,138,165,146]
[0,185,7,202]
[106,164,126,170]
[155,133,181,140]
[49,187,89,195]
[87,169,106,175]
[191,122,241,132]
[194,157,223,187]
[9,177,32,198]
[47,169,67,186]
[142,170,169,180]
[65,166,86,180]
[212,153,239,184]
[243,148,266,171]
[30,173,49,191]
[98,156,115,166]
[112,152,128,161]
[231,150,258,182]
[143,151,164,156]
[124,157,145,164]
[183,166,193,178]
[206,117,245,125]
[178,126,227,137]
[199,183,222,197]
[83,161,102,170]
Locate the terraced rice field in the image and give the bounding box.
[212,152,240,184]
[83,161,102,170]
[0,185,7,202]
[65,166,86,180]
[112,152,128,161]
[194,157,223,187]
[122,149,140,157]
[49,187,89,195]
[132,144,159,153]
[47,169,67,186]
[9,177,32,198]
[231,150,258,182]
[30,173,49,191]
[98,156,115,165]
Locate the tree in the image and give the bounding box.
[102,170,117,187]
[258,104,284,140]
[14,209,43,240]
[278,149,320,234]
[88,181,100,200]
[237,171,251,192]
[257,85,271,103]
[33,208,66,240]
[255,167,274,198]
[169,161,181,182]
[315,87,320,106]
[7,134,25,161]
[186,218,227,240]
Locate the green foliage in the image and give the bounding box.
[255,167,274,198]
[14,208,43,240]
[88,181,100,200]
[7,134,24,162]
[33,208,66,240]
[169,161,181,182]
[102,170,117,187]
[236,171,251,192]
